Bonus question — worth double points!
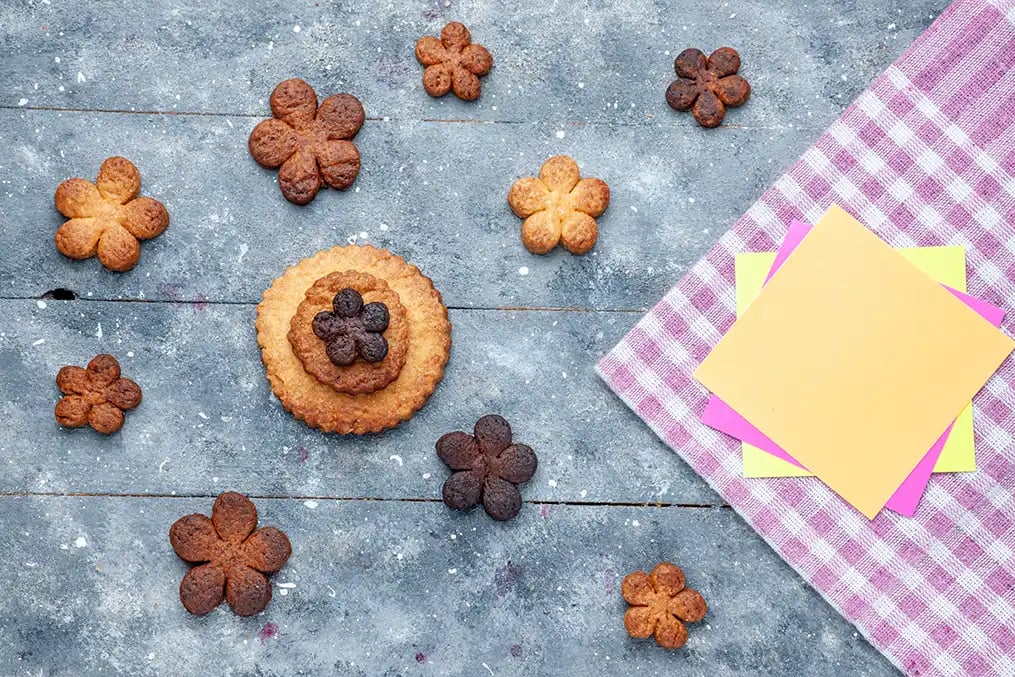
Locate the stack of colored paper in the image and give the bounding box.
[694,205,1014,519]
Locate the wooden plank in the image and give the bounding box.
[0,495,895,675]
[0,298,723,504]
[2,107,799,309]
[1,0,938,127]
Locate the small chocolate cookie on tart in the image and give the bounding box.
[256,245,451,434]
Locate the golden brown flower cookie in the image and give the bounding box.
[54,354,142,434]
[170,492,292,616]
[288,271,410,396]
[415,22,493,101]
[248,78,365,205]
[256,245,451,434]
[508,155,610,255]
[622,562,707,649]
[54,157,169,272]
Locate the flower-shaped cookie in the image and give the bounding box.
[415,22,493,101]
[169,492,292,616]
[248,78,365,205]
[437,415,538,521]
[666,47,751,128]
[54,354,142,434]
[54,157,170,272]
[508,156,610,255]
[622,562,707,649]
[312,288,390,366]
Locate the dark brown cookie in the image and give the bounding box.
[55,354,142,434]
[665,47,750,128]
[437,415,537,521]
[169,492,292,616]
[415,22,493,101]
[622,562,707,649]
[313,288,390,365]
[248,78,364,204]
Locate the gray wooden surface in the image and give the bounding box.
[0,1,945,675]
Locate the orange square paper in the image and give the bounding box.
[694,205,1014,518]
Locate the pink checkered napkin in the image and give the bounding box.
[596,1,1015,675]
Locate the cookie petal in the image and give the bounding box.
[96,224,140,272]
[212,492,258,544]
[665,78,699,111]
[243,527,292,574]
[621,570,654,605]
[569,178,610,217]
[269,78,317,128]
[715,74,751,107]
[441,21,471,50]
[650,562,686,597]
[56,365,91,395]
[623,605,656,639]
[497,444,537,484]
[442,470,483,510]
[106,378,142,411]
[248,118,297,168]
[55,395,91,428]
[539,155,580,193]
[521,211,561,255]
[316,140,360,190]
[708,47,741,77]
[474,414,512,456]
[278,151,321,205]
[560,210,598,255]
[55,217,104,260]
[316,94,365,140]
[361,302,389,332]
[179,563,226,615]
[415,35,448,65]
[122,197,170,240]
[325,335,358,366]
[436,431,482,470]
[355,332,388,363]
[96,156,141,204]
[482,477,522,521]
[88,401,125,434]
[422,63,452,97]
[451,67,482,101]
[54,178,102,218]
[654,616,689,649]
[674,48,707,78]
[460,43,493,75]
[226,565,273,616]
[507,177,550,218]
[170,514,222,563]
[692,90,726,128]
[87,354,121,385]
[669,588,707,622]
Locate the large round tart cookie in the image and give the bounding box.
[256,245,451,434]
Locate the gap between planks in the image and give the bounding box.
[0,103,812,132]
[0,490,728,509]
[1,294,650,314]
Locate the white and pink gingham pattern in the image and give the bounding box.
[597,1,1015,675]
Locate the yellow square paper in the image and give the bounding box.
[734,246,978,478]
[695,205,1014,517]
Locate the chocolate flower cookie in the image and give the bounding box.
[55,354,142,434]
[170,492,292,616]
[415,22,493,101]
[54,157,170,272]
[622,562,707,649]
[437,415,537,521]
[313,288,390,366]
[249,78,365,205]
[666,47,750,128]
